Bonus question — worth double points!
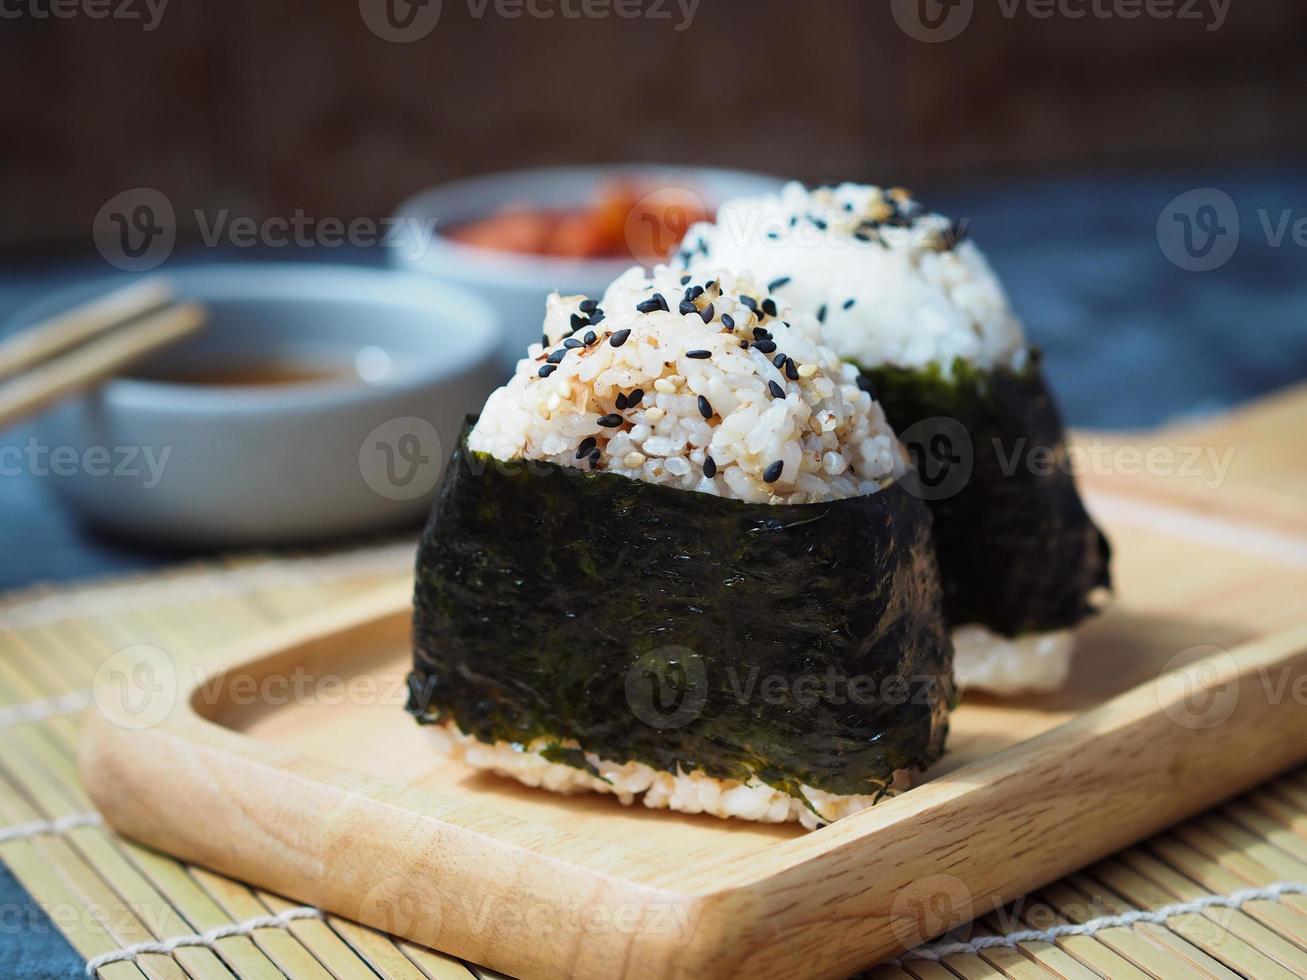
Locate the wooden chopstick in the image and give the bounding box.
[0,301,205,430]
[0,277,175,382]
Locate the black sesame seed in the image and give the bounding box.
[579,299,598,313]
[576,437,597,459]
[597,414,623,428]
[546,348,568,364]
[538,364,557,378]
[761,298,779,317]
[784,357,799,381]
[584,330,597,346]
[856,374,877,397]
[570,313,589,330]
[680,274,691,285]
[753,339,777,354]
[854,229,874,243]
[588,448,601,466]
[843,298,856,310]
[697,395,713,419]
[610,328,632,347]
[739,295,757,311]
[767,276,791,291]
[635,298,663,314]
[740,340,749,349]
[564,338,583,349]
[816,304,828,323]
[812,218,828,230]
[753,326,771,339]
[654,292,669,311]
[627,388,644,407]
[691,285,705,300]
[768,380,785,399]
[541,333,549,346]
[766,231,780,240]
[703,455,717,478]
[678,300,698,316]
[699,303,714,324]
[763,460,784,483]
[721,313,735,329]
[686,349,712,360]
[615,393,628,410]
[772,353,787,368]
[589,311,606,326]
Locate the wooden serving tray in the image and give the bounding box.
[81,422,1307,978]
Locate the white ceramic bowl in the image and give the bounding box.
[390,164,784,368]
[8,264,503,547]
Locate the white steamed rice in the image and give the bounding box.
[468,264,909,504]
[426,723,907,831]
[680,181,1027,375]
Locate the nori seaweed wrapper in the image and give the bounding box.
[408,425,954,801]
[861,355,1111,638]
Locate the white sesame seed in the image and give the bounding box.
[623,451,647,468]
[798,363,818,378]
[653,378,677,394]
[644,407,667,423]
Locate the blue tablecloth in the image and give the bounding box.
[2,168,1305,975]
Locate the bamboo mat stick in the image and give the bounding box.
[861,966,919,980]
[1109,848,1307,974]
[1223,801,1307,865]
[328,917,439,980]
[1078,863,1287,979]
[1009,890,1152,980]
[892,962,955,980]
[188,869,333,980]
[975,908,1100,980]
[1248,787,1307,837]
[1036,880,1196,980]
[0,278,173,380]
[0,775,154,979]
[397,941,484,980]
[4,632,273,980]
[1151,834,1307,939]
[1068,866,1241,980]
[0,301,204,430]
[258,893,389,980]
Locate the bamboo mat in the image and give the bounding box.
[3,546,1307,980]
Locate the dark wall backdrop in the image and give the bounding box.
[2,0,1305,252]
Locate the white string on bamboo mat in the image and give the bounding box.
[0,689,94,729]
[0,540,414,630]
[900,880,1307,961]
[84,905,324,975]
[0,812,102,844]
